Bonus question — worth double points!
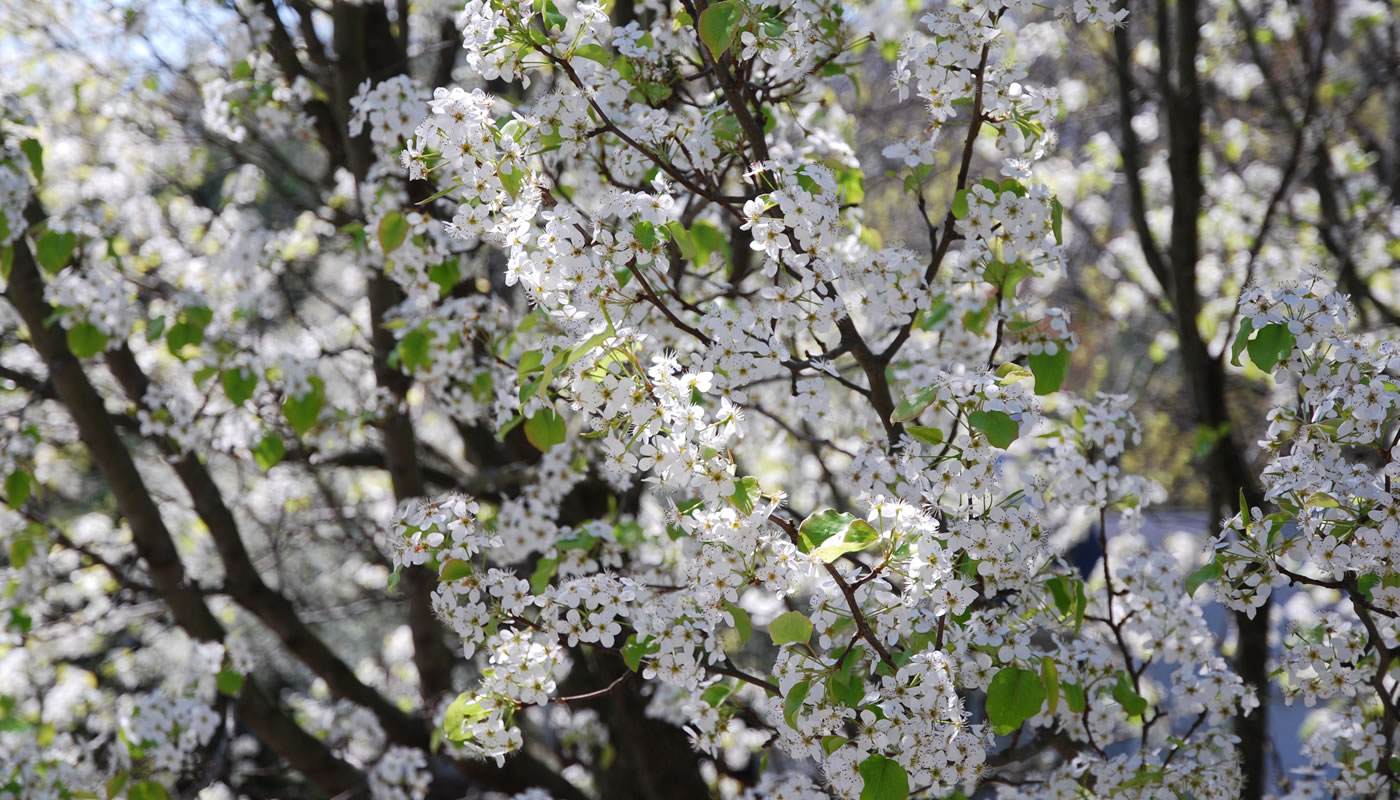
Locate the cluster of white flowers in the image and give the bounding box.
[13,0,1388,795]
[43,258,139,352]
[1204,275,1400,795]
[375,3,1257,799]
[367,745,431,800]
[389,493,501,571]
[350,76,430,152]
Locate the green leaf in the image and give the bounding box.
[951,189,970,220]
[7,607,32,633]
[4,470,32,509]
[665,221,696,261]
[221,367,257,405]
[443,692,491,742]
[1112,672,1147,716]
[519,325,615,405]
[193,365,219,388]
[397,328,433,372]
[698,0,744,58]
[783,680,810,729]
[768,610,813,646]
[1041,658,1059,715]
[529,556,558,595]
[1184,560,1221,598]
[145,315,166,342]
[8,525,37,567]
[985,666,1045,730]
[1050,197,1063,245]
[857,753,910,800]
[690,220,729,271]
[183,304,214,329]
[1112,769,1165,794]
[1245,322,1295,372]
[428,258,460,296]
[499,166,525,198]
[822,734,848,754]
[799,509,879,561]
[378,212,409,254]
[729,475,760,514]
[573,43,612,63]
[905,425,944,446]
[216,667,244,697]
[982,260,1034,295]
[35,230,76,274]
[1045,576,1073,615]
[1063,680,1086,713]
[555,531,599,551]
[633,220,657,249]
[701,683,733,707]
[251,434,285,471]
[65,321,108,358]
[536,0,567,29]
[724,601,752,645]
[1073,579,1087,633]
[968,409,1018,448]
[1359,573,1381,600]
[440,559,473,581]
[1027,347,1069,395]
[282,378,325,437]
[622,634,658,671]
[892,383,939,422]
[20,138,43,182]
[128,781,172,800]
[106,773,129,800]
[826,645,866,707]
[524,408,567,452]
[1230,318,1254,367]
[166,322,203,355]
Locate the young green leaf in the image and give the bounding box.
[251,434,285,471]
[985,666,1045,730]
[1062,680,1086,713]
[622,634,659,671]
[439,559,473,582]
[1230,318,1255,367]
[282,378,325,436]
[1027,346,1069,395]
[35,230,76,274]
[905,425,944,446]
[783,680,810,728]
[768,610,813,646]
[799,508,880,561]
[221,366,257,405]
[378,211,409,254]
[1184,560,1222,598]
[892,383,940,422]
[4,470,32,509]
[216,667,244,697]
[724,601,752,645]
[951,189,970,220]
[968,409,1018,448]
[65,321,107,358]
[698,1,744,59]
[1041,657,1059,715]
[21,138,44,181]
[1113,672,1147,716]
[1244,322,1295,372]
[529,555,558,594]
[857,753,910,800]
